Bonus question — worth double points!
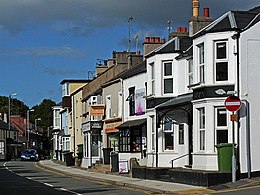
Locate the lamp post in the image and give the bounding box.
[26,109,34,148]
[8,93,17,138]
[35,118,41,132]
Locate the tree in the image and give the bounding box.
[0,96,29,118]
[31,99,56,129]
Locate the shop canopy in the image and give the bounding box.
[117,118,146,129]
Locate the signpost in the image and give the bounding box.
[225,96,241,183]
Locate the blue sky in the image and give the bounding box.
[0,0,259,108]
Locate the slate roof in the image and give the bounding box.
[146,36,192,58]
[194,6,260,38]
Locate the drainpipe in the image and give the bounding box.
[232,31,241,178]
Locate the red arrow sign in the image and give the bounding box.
[224,96,241,112]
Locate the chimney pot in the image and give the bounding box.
[151,37,155,43]
[145,37,150,43]
[161,37,166,43]
[136,51,141,55]
[192,0,199,17]
[181,27,187,32]
[155,37,160,43]
[204,7,209,17]
[177,27,182,32]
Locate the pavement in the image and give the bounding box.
[37,160,260,194]
[37,160,212,194]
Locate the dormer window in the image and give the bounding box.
[215,41,228,82]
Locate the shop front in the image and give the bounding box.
[116,118,147,163]
[81,121,103,168]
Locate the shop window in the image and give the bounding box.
[119,129,141,152]
[91,134,99,157]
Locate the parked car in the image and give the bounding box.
[20,149,39,161]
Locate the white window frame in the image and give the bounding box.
[198,107,205,151]
[214,40,228,82]
[62,137,70,151]
[215,107,228,145]
[162,61,173,94]
[150,62,155,95]
[0,141,4,155]
[187,58,193,86]
[106,95,112,119]
[54,109,61,128]
[118,91,122,117]
[62,82,70,97]
[198,43,205,83]
[163,116,174,151]
[150,116,155,151]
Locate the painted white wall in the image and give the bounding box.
[240,22,260,174]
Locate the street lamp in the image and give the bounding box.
[26,109,34,148]
[8,93,17,138]
[35,118,41,132]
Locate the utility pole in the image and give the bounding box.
[127,16,133,69]
[167,20,172,40]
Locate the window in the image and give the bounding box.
[198,43,205,83]
[54,109,60,128]
[150,63,155,95]
[163,117,174,150]
[106,95,112,119]
[127,87,135,116]
[118,91,122,117]
[215,41,228,81]
[91,134,99,157]
[198,108,205,150]
[179,124,184,145]
[215,108,228,144]
[163,61,173,94]
[151,116,155,151]
[119,129,142,152]
[188,58,193,86]
[0,141,4,155]
[62,82,70,97]
[62,137,70,151]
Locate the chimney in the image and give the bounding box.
[143,36,165,59]
[204,7,209,17]
[192,0,199,17]
[189,1,213,36]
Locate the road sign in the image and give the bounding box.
[225,96,241,112]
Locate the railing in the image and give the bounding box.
[169,153,189,169]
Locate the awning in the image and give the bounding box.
[155,93,193,110]
[117,118,146,129]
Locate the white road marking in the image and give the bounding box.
[43,182,54,187]
[59,188,82,195]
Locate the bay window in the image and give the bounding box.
[163,61,173,94]
[198,107,205,150]
[215,41,228,81]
